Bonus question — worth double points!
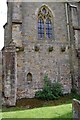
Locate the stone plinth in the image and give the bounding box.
[72,99,80,119]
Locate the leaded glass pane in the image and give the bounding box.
[38,18,44,39]
[46,18,52,39]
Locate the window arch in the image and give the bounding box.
[27,73,32,82]
[38,5,53,39]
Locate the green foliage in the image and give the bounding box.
[51,82,63,98]
[35,74,63,100]
[71,88,77,95]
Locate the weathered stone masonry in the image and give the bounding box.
[0,52,2,107]
[2,1,80,106]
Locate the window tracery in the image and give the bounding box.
[38,5,53,39]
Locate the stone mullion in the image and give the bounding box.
[44,19,46,40]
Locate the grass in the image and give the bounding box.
[1,93,80,119]
[2,103,72,118]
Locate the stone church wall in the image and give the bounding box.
[19,2,71,98]
[4,2,12,46]
[2,43,17,106]
[2,2,80,105]
[0,51,2,107]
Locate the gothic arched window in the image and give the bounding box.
[38,5,53,40]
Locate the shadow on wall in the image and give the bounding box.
[2,94,72,112]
